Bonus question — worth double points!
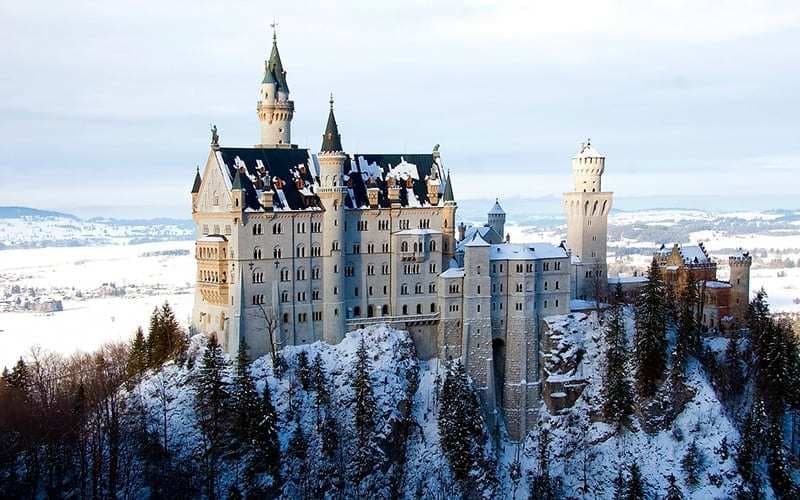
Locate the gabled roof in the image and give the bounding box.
[489,242,568,261]
[191,168,202,193]
[456,225,503,253]
[464,232,490,247]
[215,147,317,211]
[656,243,712,266]
[212,147,446,212]
[344,153,443,209]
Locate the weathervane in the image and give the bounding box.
[329,92,334,109]
[270,20,278,41]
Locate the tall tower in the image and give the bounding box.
[257,30,294,148]
[729,250,752,327]
[563,140,613,299]
[487,199,506,240]
[318,96,347,344]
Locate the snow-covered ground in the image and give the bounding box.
[0,240,195,369]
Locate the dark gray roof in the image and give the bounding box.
[231,169,244,190]
[191,168,202,193]
[344,154,440,209]
[443,170,454,202]
[265,38,288,93]
[321,106,343,152]
[216,147,317,211]
[213,147,444,212]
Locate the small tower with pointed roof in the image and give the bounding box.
[488,198,506,241]
[317,95,347,345]
[257,28,294,148]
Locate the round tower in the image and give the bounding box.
[257,30,294,148]
[441,167,457,265]
[729,250,752,327]
[563,139,613,300]
[488,199,506,240]
[571,139,605,193]
[318,95,347,344]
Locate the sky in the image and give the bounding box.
[1,1,799,218]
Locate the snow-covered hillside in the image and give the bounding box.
[126,318,753,499]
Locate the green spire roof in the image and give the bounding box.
[231,169,244,190]
[264,34,289,92]
[321,95,343,152]
[191,167,202,193]
[443,170,454,202]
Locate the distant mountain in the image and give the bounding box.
[0,206,79,220]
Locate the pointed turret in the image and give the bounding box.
[257,29,294,148]
[321,94,343,153]
[443,170,455,203]
[265,30,289,93]
[191,166,202,193]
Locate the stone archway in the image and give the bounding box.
[492,338,506,409]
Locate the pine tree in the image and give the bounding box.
[312,353,331,421]
[438,360,488,488]
[736,398,767,492]
[612,467,626,500]
[318,412,343,497]
[7,358,30,396]
[528,428,558,500]
[231,341,260,451]
[602,283,634,429]
[285,415,308,497]
[625,462,646,500]
[351,336,378,482]
[664,473,684,500]
[146,306,162,366]
[674,279,698,377]
[296,350,311,390]
[767,419,796,499]
[681,439,703,488]
[246,379,280,497]
[723,328,744,398]
[193,333,230,499]
[127,327,148,378]
[634,258,668,397]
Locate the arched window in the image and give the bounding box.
[353,306,361,317]
[368,305,375,318]
[253,247,262,260]
[280,268,290,281]
[401,241,409,252]
[382,304,389,316]
[402,305,408,315]
[430,303,436,313]
[282,313,289,323]
[430,240,436,252]
[296,244,305,258]
[416,304,422,314]
[296,268,305,280]
[273,246,282,259]
[281,290,289,303]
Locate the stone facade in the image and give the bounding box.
[190,32,610,441]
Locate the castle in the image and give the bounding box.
[189,32,748,439]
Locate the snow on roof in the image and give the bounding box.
[704,280,731,289]
[608,276,649,284]
[464,232,490,247]
[440,267,465,278]
[488,242,567,261]
[396,229,441,235]
[488,199,505,215]
[680,245,710,264]
[574,140,603,158]
[199,235,227,242]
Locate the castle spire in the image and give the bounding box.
[265,24,288,92]
[321,94,343,153]
[443,170,455,203]
[191,165,202,193]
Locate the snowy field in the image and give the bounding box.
[0,240,195,369]
[2,207,799,370]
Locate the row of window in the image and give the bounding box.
[198,246,226,259]
[488,260,563,274]
[252,222,323,236]
[399,240,436,252]
[273,302,439,325]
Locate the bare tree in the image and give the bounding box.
[250,303,281,368]
[588,258,607,315]
[149,370,176,451]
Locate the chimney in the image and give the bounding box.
[458,222,466,241]
[367,188,380,208]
